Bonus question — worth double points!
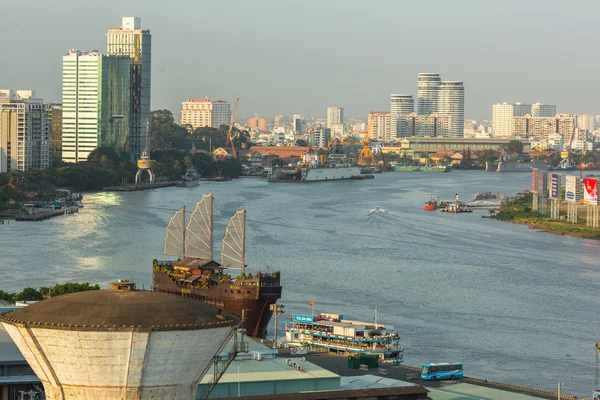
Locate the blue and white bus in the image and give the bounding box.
[421,363,463,381]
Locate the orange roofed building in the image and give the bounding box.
[248,146,326,158]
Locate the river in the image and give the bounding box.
[2,170,599,397]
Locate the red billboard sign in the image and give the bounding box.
[584,178,598,205]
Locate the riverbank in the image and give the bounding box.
[495,194,600,240]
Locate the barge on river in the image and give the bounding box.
[269,166,362,182]
[152,193,282,338]
[284,312,403,364]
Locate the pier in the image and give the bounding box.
[0,206,79,222]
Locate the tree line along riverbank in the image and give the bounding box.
[495,193,600,239]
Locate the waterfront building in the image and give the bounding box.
[61,50,131,163]
[401,112,452,138]
[417,73,441,115]
[383,137,532,158]
[492,103,514,138]
[390,94,414,139]
[437,81,464,138]
[49,104,62,164]
[512,113,575,142]
[368,112,392,142]
[311,127,331,148]
[0,90,51,173]
[531,103,556,118]
[578,113,595,131]
[327,106,343,128]
[107,17,151,161]
[181,99,231,130]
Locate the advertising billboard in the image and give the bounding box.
[561,151,569,159]
[549,173,561,199]
[584,178,598,205]
[565,175,578,202]
[532,169,538,191]
[538,170,547,195]
[292,314,317,323]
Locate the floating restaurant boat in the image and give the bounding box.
[152,193,282,338]
[284,312,403,364]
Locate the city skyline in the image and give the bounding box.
[1,0,599,119]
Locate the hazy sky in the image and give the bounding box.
[1,0,598,120]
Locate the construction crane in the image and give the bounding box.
[358,113,374,165]
[557,125,577,170]
[226,98,240,158]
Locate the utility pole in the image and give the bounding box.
[269,303,285,349]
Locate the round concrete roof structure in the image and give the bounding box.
[0,289,239,331]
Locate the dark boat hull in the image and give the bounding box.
[152,270,281,338]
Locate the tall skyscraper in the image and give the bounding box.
[49,104,63,164]
[531,103,556,118]
[107,17,151,161]
[417,73,441,115]
[437,81,464,138]
[390,94,414,139]
[368,112,392,141]
[62,50,131,163]
[492,103,514,138]
[326,106,343,128]
[0,90,51,173]
[578,113,596,131]
[181,99,231,130]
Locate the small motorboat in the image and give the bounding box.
[424,193,439,211]
[368,206,385,214]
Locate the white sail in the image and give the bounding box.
[185,193,214,259]
[164,208,185,257]
[221,210,246,271]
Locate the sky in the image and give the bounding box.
[1,0,598,120]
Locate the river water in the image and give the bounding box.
[2,171,599,396]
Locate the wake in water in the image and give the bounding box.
[367,206,386,215]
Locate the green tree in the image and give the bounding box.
[13,287,43,302]
[477,149,498,166]
[88,147,120,167]
[506,140,524,154]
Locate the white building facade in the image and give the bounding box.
[0,90,51,173]
[181,99,231,130]
[492,103,514,138]
[417,73,441,115]
[368,112,392,142]
[107,17,151,161]
[326,106,343,128]
[390,94,414,139]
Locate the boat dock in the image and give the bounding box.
[0,206,79,222]
[103,181,176,191]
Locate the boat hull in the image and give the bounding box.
[303,167,361,182]
[176,180,200,187]
[152,269,281,338]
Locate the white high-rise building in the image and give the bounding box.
[0,90,51,172]
[62,50,131,163]
[330,123,345,138]
[107,17,151,161]
[292,114,304,134]
[326,106,343,128]
[368,112,392,142]
[492,103,514,138]
[578,113,596,131]
[390,94,414,139]
[437,81,464,138]
[181,99,231,130]
[417,73,441,115]
[531,103,556,118]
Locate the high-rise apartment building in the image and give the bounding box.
[247,117,267,132]
[417,73,441,115]
[401,112,452,138]
[390,94,414,139]
[513,103,531,117]
[531,103,556,118]
[330,123,345,138]
[578,113,596,131]
[62,50,131,163]
[181,99,231,130]
[326,106,343,128]
[417,73,464,137]
[49,104,63,164]
[492,103,514,138]
[0,90,51,173]
[311,127,330,148]
[107,17,151,161]
[512,114,575,142]
[292,115,304,134]
[368,112,392,142]
[437,81,464,138]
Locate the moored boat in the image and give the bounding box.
[152,193,282,337]
[424,194,439,211]
[284,312,403,364]
[176,165,200,187]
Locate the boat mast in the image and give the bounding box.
[182,205,186,258]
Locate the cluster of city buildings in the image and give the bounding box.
[492,102,597,151]
[0,17,151,173]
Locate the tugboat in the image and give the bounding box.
[176,165,200,187]
[424,193,439,211]
[152,193,282,337]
